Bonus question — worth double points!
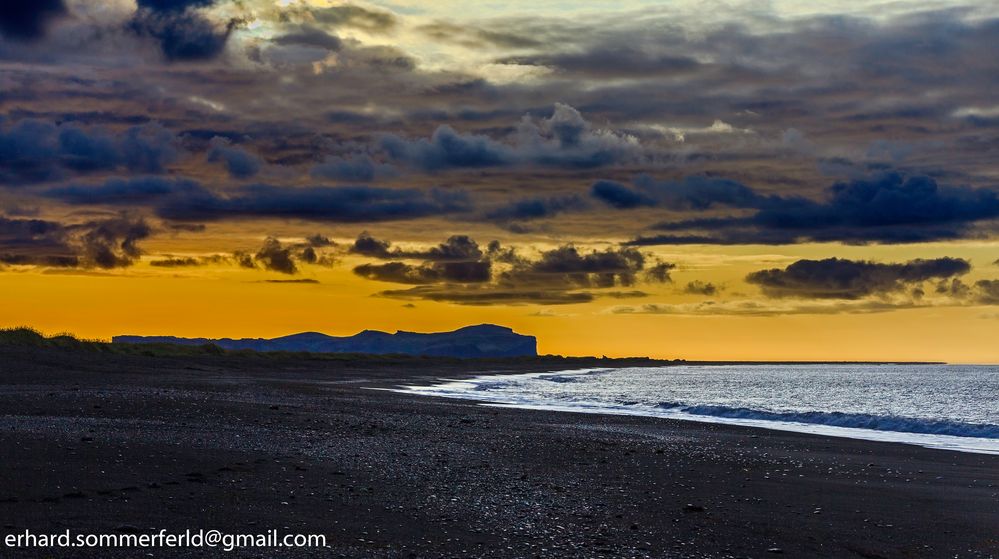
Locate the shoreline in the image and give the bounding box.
[387,367,999,456]
[1,346,997,557]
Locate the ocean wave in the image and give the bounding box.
[677,405,999,439]
[472,381,515,391]
[537,374,584,383]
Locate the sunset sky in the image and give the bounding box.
[2,0,999,361]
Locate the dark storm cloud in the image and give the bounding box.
[499,245,653,290]
[305,234,333,247]
[354,260,491,284]
[7,3,999,262]
[645,262,675,283]
[349,233,485,261]
[684,280,719,296]
[417,21,542,49]
[262,278,319,284]
[0,215,76,267]
[128,0,244,62]
[420,235,484,261]
[310,155,396,182]
[154,183,468,222]
[0,0,66,41]
[349,232,392,258]
[745,257,971,299]
[148,253,231,267]
[254,237,296,274]
[609,299,926,317]
[136,0,215,11]
[0,120,179,184]
[485,195,586,222]
[46,177,207,205]
[377,285,596,306]
[976,280,999,304]
[45,176,470,224]
[206,137,262,179]
[593,175,790,211]
[149,256,200,267]
[590,180,656,209]
[380,125,511,170]
[498,47,700,78]
[350,233,670,305]
[300,246,317,264]
[272,26,342,51]
[380,103,642,171]
[0,214,151,269]
[625,172,999,245]
[78,216,152,268]
[281,4,397,34]
[352,234,492,285]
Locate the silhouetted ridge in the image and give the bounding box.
[113,324,537,358]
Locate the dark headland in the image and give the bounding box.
[0,328,992,558]
[113,324,539,359]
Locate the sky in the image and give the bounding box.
[2,0,999,361]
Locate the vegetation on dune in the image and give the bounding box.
[0,326,228,357]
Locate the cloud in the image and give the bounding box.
[305,234,333,247]
[244,235,338,274]
[299,246,317,263]
[136,0,214,11]
[500,245,653,289]
[263,278,319,284]
[746,257,971,299]
[627,172,999,245]
[418,21,541,49]
[975,280,999,304]
[310,155,396,182]
[60,180,472,222]
[0,120,179,184]
[590,180,656,209]
[0,214,151,268]
[377,285,596,306]
[0,0,66,41]
[351,234,492,284]
[349,233,484,261]
[485,195,587,223]
[609,299,928,317]
[684,280,719,295]
[254,237,297,274]
[156,183,469,222]
[645,262,675,283]
[46,176,205,205]
[148,253,231,267]
[499,47,699,78]
[593,175,788,211]
[380,103,642,171]
[284,4,397,34]
[0,215,77,267]
[128,1,244,62]
[353,235,671,305]
[78,216,152,269]
[207,137,262,179]
[149,256,199,267]
[354,260,491,284]
[272,26,342,51]
[349,231,392,258]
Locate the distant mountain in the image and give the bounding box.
[113,324,537,358]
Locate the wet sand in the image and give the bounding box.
[0,346,997,558]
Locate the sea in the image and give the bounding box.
[398,364,999,455]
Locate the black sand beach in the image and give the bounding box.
[0,346,997,558]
